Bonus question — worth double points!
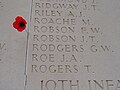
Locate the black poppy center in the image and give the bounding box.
[19,22,25,27]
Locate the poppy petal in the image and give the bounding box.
[15,16,23,21]
[13,21,19,29]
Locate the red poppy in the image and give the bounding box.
[13,16,27,32]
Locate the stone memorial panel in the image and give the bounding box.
[25,0,120,90]
[0,0,120,90]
